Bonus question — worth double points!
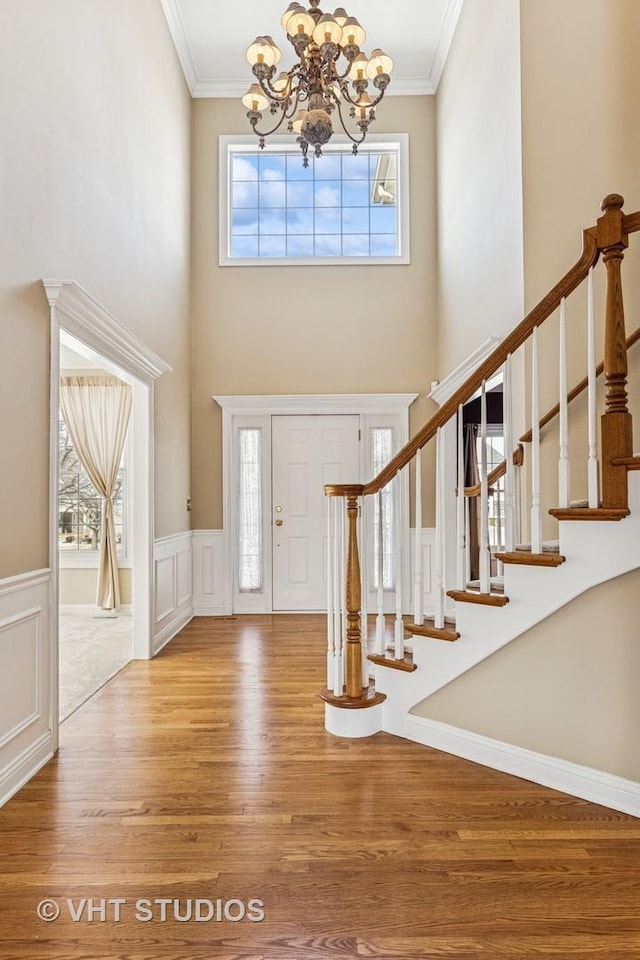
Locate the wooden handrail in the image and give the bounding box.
[463,445,524,498]
[325,224,600,499]
[519,324,640,443]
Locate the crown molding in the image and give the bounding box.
[159,0,198,93]
[42,280,172,383]
[427,0,465,91]
[192,75,435,99]
[161,0,463,99]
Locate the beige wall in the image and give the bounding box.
[190,97,438,530]
[436,0,524,377]
[59,568,132,606]
[0,0,192,580]
[412,568,640,782]
[519,0,640,531]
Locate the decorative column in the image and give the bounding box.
[597,194,632,509]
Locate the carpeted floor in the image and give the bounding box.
[58,611,132,721]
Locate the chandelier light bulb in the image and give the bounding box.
[271,71,290,93]
[365,48,394,78]
[246,37,278,67]
[332,7,349,27]
[285,6,315,38]
[242,83,269,112]
[312,14,343,47]
[262,36,282,64]
[348,52,369,82]
[341,17,365,48]
[280,2,299,30]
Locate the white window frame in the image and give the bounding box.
[215,394,417,615]
[219,134,410,267]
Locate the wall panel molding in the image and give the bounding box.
[192,531,228,616]
[153,532,193,654]
[0,570,53,808]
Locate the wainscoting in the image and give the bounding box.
[189,528,433,617]
[192,530,228,616]
[0,569,53,807]
[153,532,194,654]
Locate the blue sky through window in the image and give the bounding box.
[229,148,399,260]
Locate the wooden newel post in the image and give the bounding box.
[345,490,364,697]
[597,193,633,509]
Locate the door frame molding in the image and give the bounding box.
[214,394,418,615]
[44,280,171,750]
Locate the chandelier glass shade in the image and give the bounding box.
[242,0,393,165]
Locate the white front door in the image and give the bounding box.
[272,415,360,611]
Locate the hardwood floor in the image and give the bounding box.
[1,614,640,959]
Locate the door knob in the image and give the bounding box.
[275,519,283,526]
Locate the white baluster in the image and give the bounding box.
[332,496,342,694]
[587,267,600,508]
[439,427,448,615]
[433,428,445,625]
[360,496,369,688]
[375,490,385,655]
[479,381,491,593]
[465,495,471,585]
[413,450,423,625]
[503,354,515,552]
[394,473,405,659]
[558,298,570,508]
[531,327,542,553]
[456,405,466,589]
[326,496,335,691]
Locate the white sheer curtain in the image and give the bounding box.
[59,376,132,610]
[238,428,263,592]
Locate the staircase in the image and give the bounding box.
[320,193,640,747]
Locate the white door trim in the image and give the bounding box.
[213,394,418,615]
[44,279,171,751]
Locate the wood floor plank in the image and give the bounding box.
[0,613,638,958]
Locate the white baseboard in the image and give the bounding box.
[59,604,132,616]
[152,602,193,655]
[0,732,53,809]
[405,714,640,818]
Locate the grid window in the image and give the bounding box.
[58,414,126,556]
[222,136,408,265]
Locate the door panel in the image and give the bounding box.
[272,415,360,611]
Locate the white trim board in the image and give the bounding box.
[405,715,640,819]
[43,281,171,385]
[44,279,171,757]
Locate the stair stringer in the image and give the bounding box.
[376,473,640,737]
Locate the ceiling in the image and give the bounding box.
[160,0,464,98]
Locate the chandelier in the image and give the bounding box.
[242,1,393,166]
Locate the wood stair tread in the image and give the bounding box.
[447,588,510,607]
[367,652,417,673]
[549,506,630,522]
[495,550,566,567]
[409,618,460,642]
